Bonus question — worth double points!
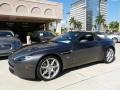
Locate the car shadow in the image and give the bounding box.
[0,56,8,61]
[59,61,102,78]
[23,61,102,82]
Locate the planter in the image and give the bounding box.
[26,36,31,45]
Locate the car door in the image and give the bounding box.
[72,33,102,67]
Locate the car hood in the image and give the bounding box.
[0,37,20,42]
[10,42,63,58]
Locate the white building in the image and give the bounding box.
[0,0,63,41]
[70,0,86,31]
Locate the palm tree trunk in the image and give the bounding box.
[98,0,101,31]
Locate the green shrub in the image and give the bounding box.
[27,32,33,36]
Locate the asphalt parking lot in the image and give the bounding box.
[0,44,120,90]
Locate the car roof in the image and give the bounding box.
[0,30,13,32]
[66,31,98,38]
[0,30,14,36]
[68,31,95,35]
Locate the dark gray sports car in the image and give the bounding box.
[0,30,22,56]
[8,31,115,81]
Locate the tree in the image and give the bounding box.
[61,27,67,34]
[69,17,82,31]
[69,17,76,30]
[103,24,108,32]
[95,15,106,31]
[75,21,82,30]
[109,21,119,32]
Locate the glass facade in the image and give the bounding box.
[86,0,107,31]
[86,0,99,31]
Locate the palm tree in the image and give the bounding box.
[95,15,106,31]
[69,17,82,30]
[109,21,119,32]
[92,25,97,31]
[76,21,82,30]
[103,24,108,32]
[69,17,76,30]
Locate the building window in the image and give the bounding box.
[31,7,41,15]
[0,3,12,13]
[44,8,53,16]
[16,5,28,15]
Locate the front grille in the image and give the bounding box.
[0,44,11,50]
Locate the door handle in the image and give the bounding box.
[61,50,73,54]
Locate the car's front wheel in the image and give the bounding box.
[104,48,115,63]
[36,56,61,81]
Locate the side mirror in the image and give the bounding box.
[15,34,19,38]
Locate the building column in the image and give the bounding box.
[56,20,61,34]
[43,24,46,31]
[44,23,49,31]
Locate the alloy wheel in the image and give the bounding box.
[39,57,60,80]
[105,48,114,63]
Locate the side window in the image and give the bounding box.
[79,34,95,43]
[43,32,49,37]
[96,32,101,35]
[43,32,53,37]
[49,32,54,36]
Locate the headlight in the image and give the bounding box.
[14,55,32,61]
[13,41,22,49]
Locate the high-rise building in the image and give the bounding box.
[70,0,107,31]
[119,22,120,32]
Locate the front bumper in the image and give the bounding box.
[8,58,39,79]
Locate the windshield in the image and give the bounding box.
[51,33,72,44]
[51,32,80,44]
[0,31,13,37]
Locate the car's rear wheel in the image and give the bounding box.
[36,56,61,81]
[112,38,118,43]
[104,48,115,63]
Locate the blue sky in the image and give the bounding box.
[108,0,120,22]
[50,0,120,23]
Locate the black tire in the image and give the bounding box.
[112,38,118,43]
[104,48,115,64]
[36,56,61,81]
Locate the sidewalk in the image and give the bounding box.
[58,68,120,90]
